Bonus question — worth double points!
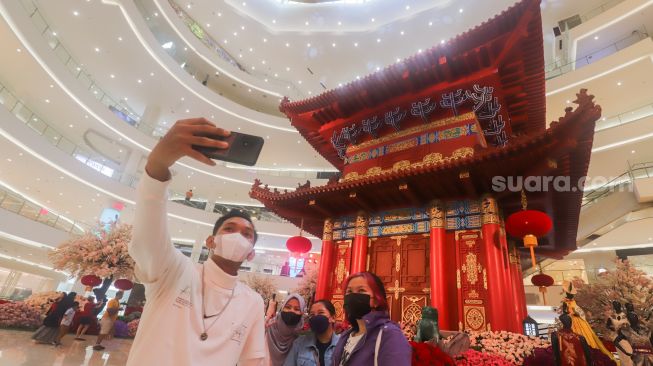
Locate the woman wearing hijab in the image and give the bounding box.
[332,272,411,366]
[32,292,77,345]
[266,293,306,366]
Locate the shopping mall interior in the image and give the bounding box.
[0,0,652,365]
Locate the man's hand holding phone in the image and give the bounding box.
[145,118,230,182]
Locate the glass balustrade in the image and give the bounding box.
[0,186,91,235]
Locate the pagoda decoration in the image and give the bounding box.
[251,0,599,334]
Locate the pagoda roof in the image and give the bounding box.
[252,90,600,259]
[280,0,545,170]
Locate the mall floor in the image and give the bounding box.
[0,329,131,365]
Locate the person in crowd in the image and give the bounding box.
[126,118,266,365]
[283,299,340,366]
[93,291,123,350]
[32,292,77,344]
[266,293,279,321]
[75,295,98,340]
[55,301,80,346]
[266,293,306,366]
[185,189,193,201]
[332,272,411,366]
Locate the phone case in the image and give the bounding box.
[193,132,264,166]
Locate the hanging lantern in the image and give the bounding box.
[286,218,312,254]
[505,190,552,269]
[81,274,102,287]
[531,272,554,305]
[114,279,134,291]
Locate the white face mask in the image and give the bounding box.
[212,233,254,263]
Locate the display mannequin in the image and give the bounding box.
[552,313,593,366]
[607,301,633,366]
[620,304,653,366]
[560,281,614,359]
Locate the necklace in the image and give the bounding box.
[200,264,235,341]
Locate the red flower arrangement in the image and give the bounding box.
[410,341,455,366]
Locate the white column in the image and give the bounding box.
[190,231,207,263]
[120,149,144,186]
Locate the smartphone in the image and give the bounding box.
[193,132,264,166]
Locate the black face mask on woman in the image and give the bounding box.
[280,311,302,326]
[309,314,331,334]
[344,293,372,329]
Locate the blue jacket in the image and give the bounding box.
[283,331,340,366]
[332,311,411,366]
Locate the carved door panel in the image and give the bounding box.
[368,237,400,319]
[369,235,430,327]
[398,235,430,331]
[330,240,352,321]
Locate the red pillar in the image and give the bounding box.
[481,196,510,331]
[498,220,521,333]
[350,213,369,274]
[315,218,334,301]
[509,245,528,331]
[428,201,450,330]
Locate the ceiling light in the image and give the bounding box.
[162,41,173,49]
[242,2,246,5]
[248,88,252,92]
[263,38,268,42]
[94,47,100,52]
[617,81,622,86]
[180,97,185,101]
[59,193,63,196]
[52,31,57,36]
[239,54,243,58]
[217,12,222,16]
[45,99,50,103]
[377,38,381,43]
[186,3,191,9]
[285,42,290,47]
[274,73,278,77]
[233,32,238,36]
[396,58,401,62]
[376,66,380,71]
[418,49,423,53]
[305,21,309,26]
[137,79,142,83]
[566,100,571,104]
[185,109,190,113]
[298,80,302,84]
[459,8,464,13]
[223,40,227,44]
[337,21,342,26]
[405,5,410,10]
[16,48,21,53]
[251,66,255,70]
[338,83,343,87]
[631,150,636,154]
[118,36,123,41]
[150,72,154,76]
[429,21,433,26]
[332,43,336,47]
[73,10,79,16]
[440,39,445,44]
[308,91,312,95]
[206,23,211,27]
[261,60,266,64]
[272,20,276,24]
[354,42,358,47]
[69,124,74,128]
[400,31,405,35]
[6,158,11,162]
[110,74,115,78]
[356,76,360,80]
[264,79,268,82]
[249,47,253,52]
[371,18,375,22]
[183,47,188,51]
[594,35,599,40]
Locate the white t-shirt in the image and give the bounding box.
[61,308,75,326]
[126,174,266,366]
[339,332,364,366]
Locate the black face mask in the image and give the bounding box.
[344,293,372,328]
[309,314,331,334]
[281,311,302,326]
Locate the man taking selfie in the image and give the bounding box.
[126,118,266,365]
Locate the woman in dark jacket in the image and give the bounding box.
[32,292,77,344]
[332,272,411,366]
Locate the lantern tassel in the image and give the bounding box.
[529,247,537,269]
[538,286,548,305]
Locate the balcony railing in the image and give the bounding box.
[582,161,653,207]
[545,29,649,80]
[0,185,91,235]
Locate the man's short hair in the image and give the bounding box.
[212,209,258,242]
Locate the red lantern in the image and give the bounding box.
[531,273,554,305]
[505,191,553,269]
[81,275,102,287]
[286,218,312,254]
[114,279,133,291]
[286,236,312,254]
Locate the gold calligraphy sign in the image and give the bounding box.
[395,253,401,273]
[336,258,346,284]
[483,269,488,290]
[456,269,461,289]
[323,218,333,241]
[429,201,444,228]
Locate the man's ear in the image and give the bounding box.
[246,250,255,262]
[206,235,215,249]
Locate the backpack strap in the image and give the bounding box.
[374,327,384,366]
